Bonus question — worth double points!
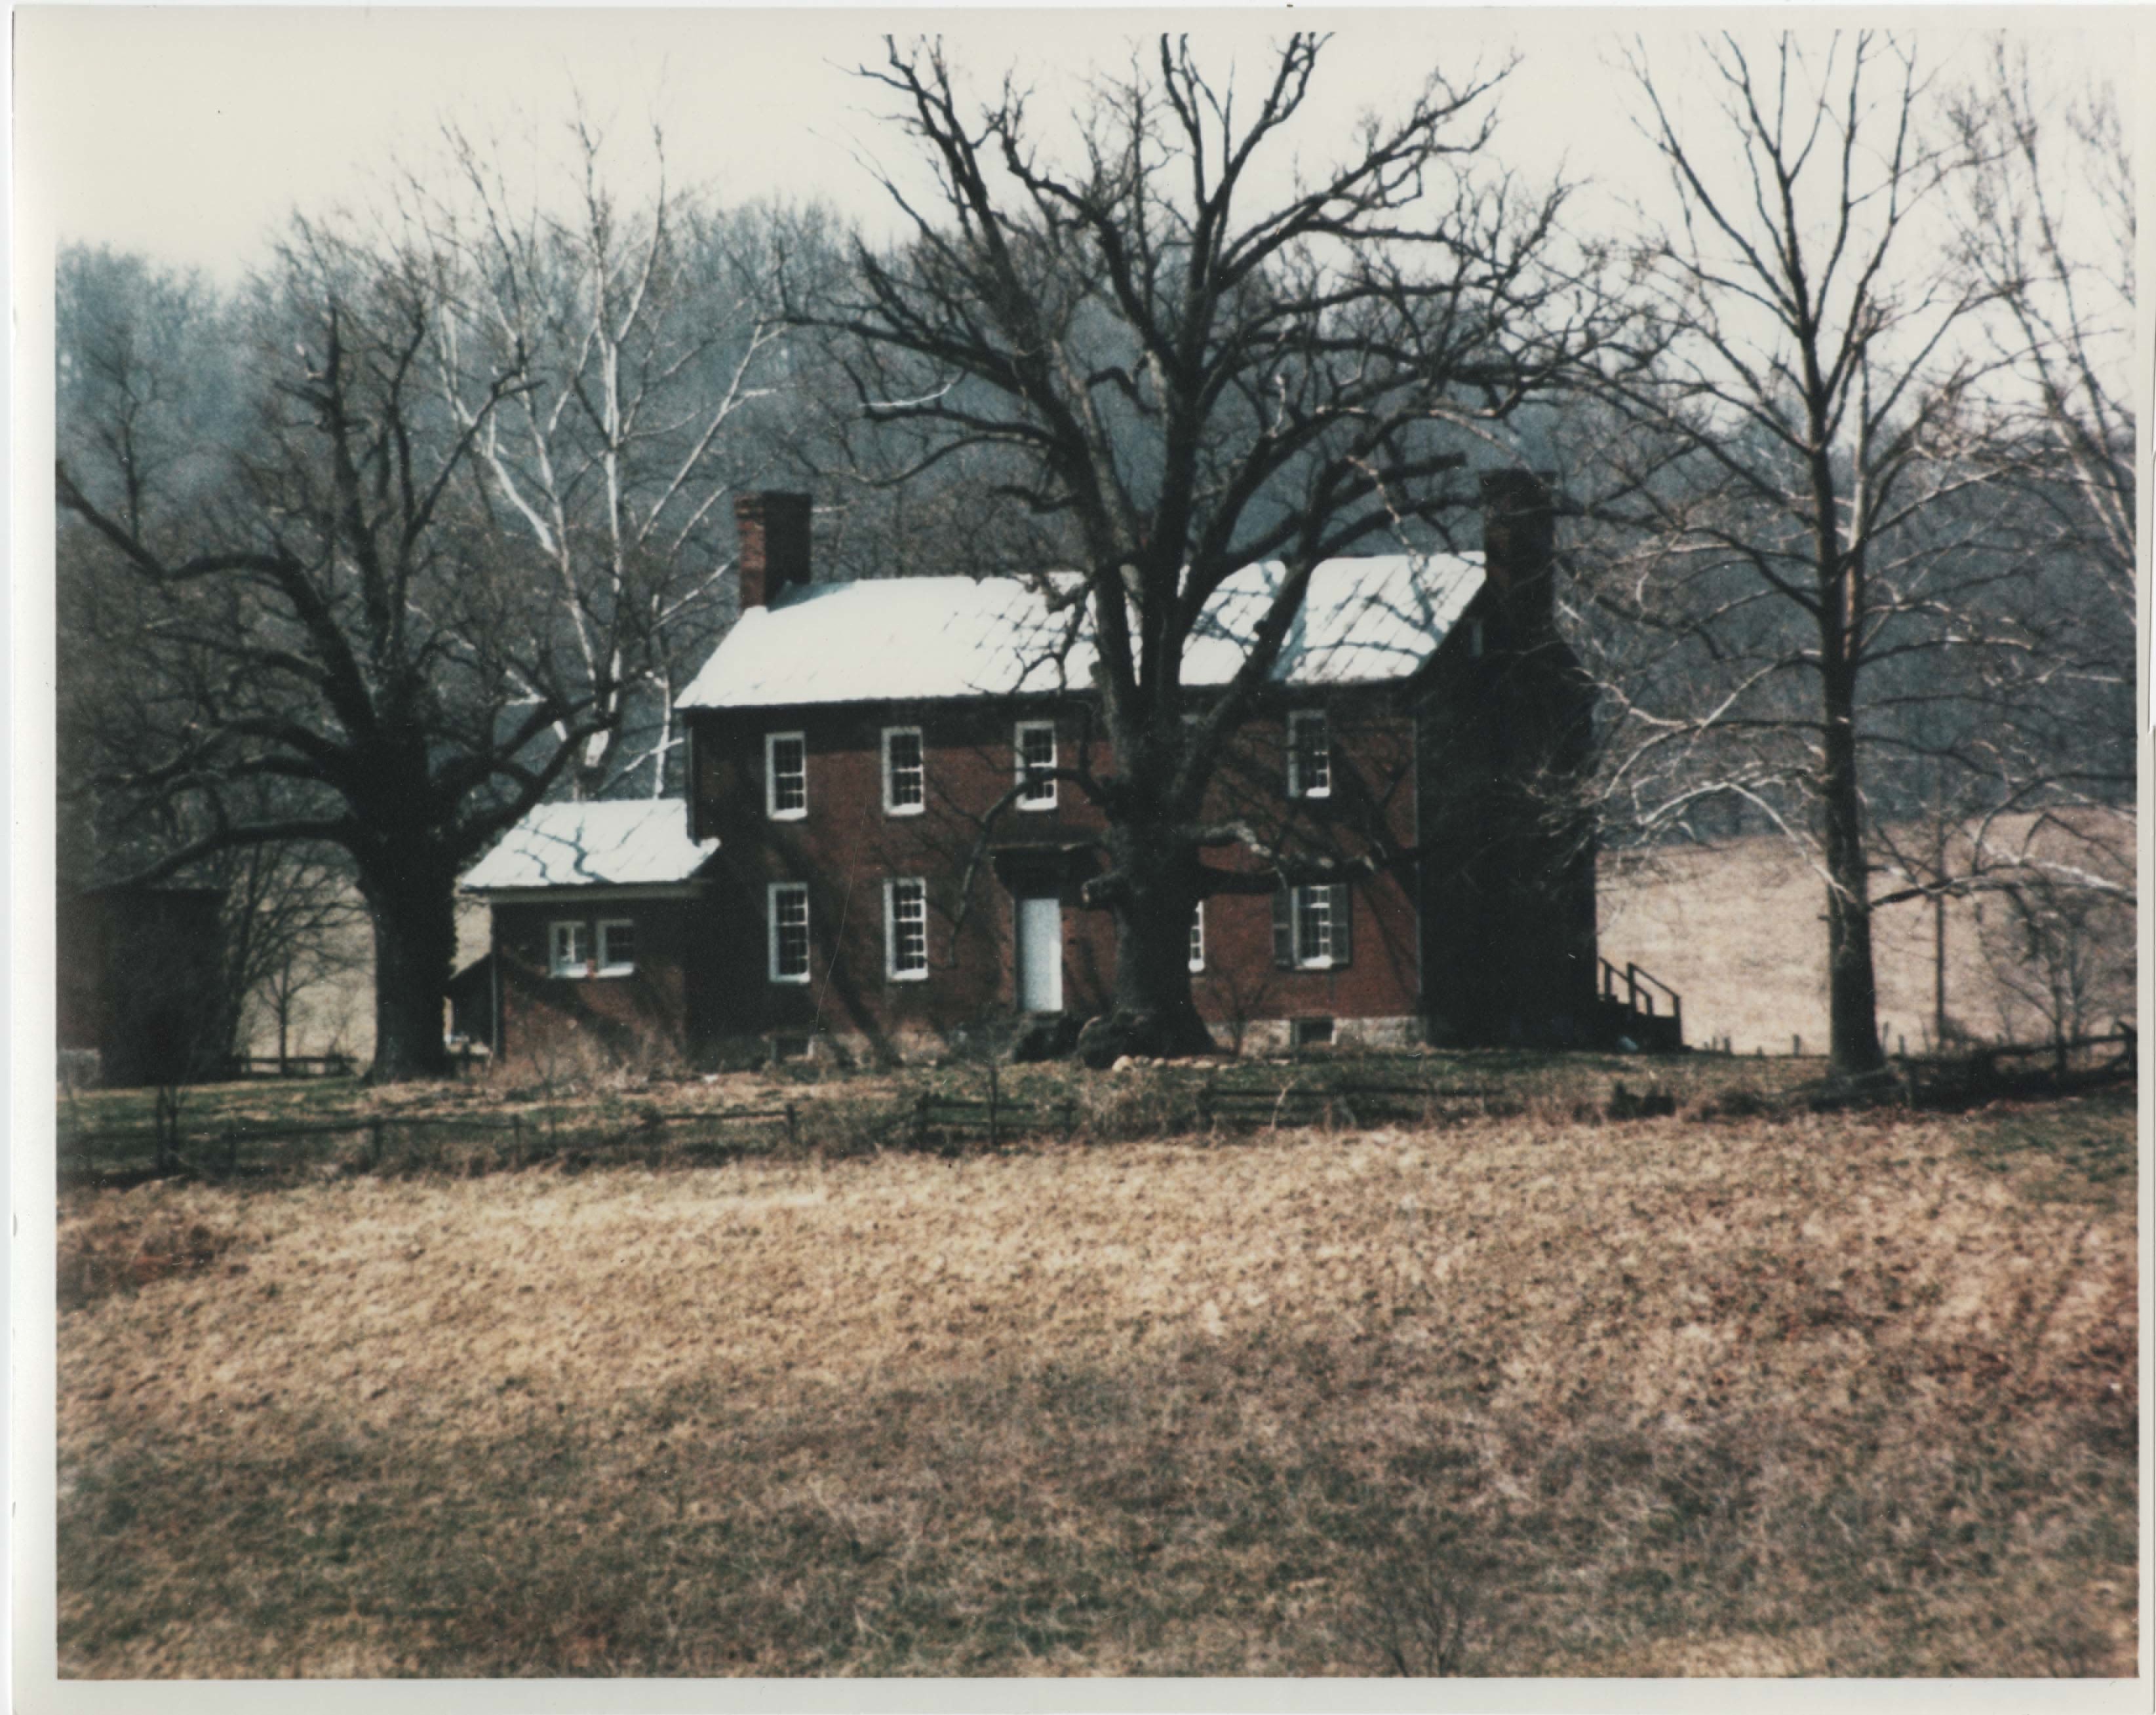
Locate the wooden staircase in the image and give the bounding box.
[1596,959,1685,1052]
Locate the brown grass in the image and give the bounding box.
[56,1082,2135,1678]
[56,1206,254,1312]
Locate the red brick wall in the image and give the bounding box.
[1190,699,1420,1038]
[686,692,1422,1053]
[492,896,703,1061]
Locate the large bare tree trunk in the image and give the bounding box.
[1078,822,1215,1065]
[363,862,458,1082]
[1820,662,1883,1075]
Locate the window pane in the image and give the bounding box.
[770,735,807,813]
[887,729,924,809]
[775,887,810,978]
[1295,714,1331,796]
[892,879,928,975]
[1296,886,1331,963]
[600,921,635,971]
[1018,723,1056,804]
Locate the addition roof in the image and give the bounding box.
[676,552,1484,711]
[461,798,718,892]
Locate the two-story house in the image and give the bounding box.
[461,475,1601,1065]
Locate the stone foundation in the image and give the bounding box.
[699,1013,1426,1069]
[1233,1015,1422,1056]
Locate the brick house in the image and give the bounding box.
[462,474,1602,1064]
[460,799,721,1062]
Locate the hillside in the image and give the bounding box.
[1600,825,2135,1058]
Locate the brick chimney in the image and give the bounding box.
[1478,469,1555,634]
[735,492,813,609]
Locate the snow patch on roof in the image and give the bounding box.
[461,799,717,891]
[676,553,1483,710]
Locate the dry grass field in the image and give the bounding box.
[55,1066,2135,1678]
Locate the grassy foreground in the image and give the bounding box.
[56,1068,2135,1677]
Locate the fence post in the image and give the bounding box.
[512,1112,524,1170]
[222,1127,237,1177]
[785,1103,799,1152]
[368,1117,383,1173]
[913,1090,930,1151]
[988,1062,1000,1151]
[1059,1096,1076,1143]
[1792,1035,1801,1058]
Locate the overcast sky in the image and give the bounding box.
[18,9,2130,284]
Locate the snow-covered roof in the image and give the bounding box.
[461,799,718,892]
[676,552,1484,710]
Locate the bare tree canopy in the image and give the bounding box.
[57,229,612,1079]
[1558,29,2135,1077]
[808,32,1619,1060]
[1946,41,2134,624]
[406,115,797,800]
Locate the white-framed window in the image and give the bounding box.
[882,726,926,815]
[549,920,591,978]
[1287,710,1331,798]
[1188,900,1206,973]
[766,731,808,820]
[1273,883,1354,971]
[597,918,637,976]
[885,877,930,980]
[1464,616,1486,659]
[768,882,811,983]
[1296,885,1335,965]
[1015,720,1057,809]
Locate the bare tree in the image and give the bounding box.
[810,33,1613,1058]
[1925,41,2138,1043]
[214,841,367,1069]
[1978,849,2136,1062]
[412,115,791,800]
[1569,31,2012,1076]
[1946,40,2134,626]
[57,226,609,1079]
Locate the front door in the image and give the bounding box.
[1016,895,1064,1014]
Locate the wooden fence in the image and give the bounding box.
[1796,1026,2136,1112]
[58,1066,1511,1185]
[56,1028,2134,1185]
[220,1053,361,1080]
[57,1102,806,1185]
